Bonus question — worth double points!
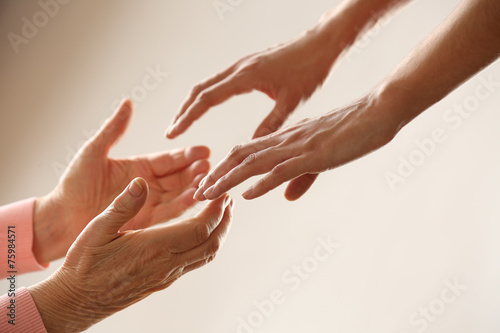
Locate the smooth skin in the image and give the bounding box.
[33,99,211,264]
[166,0,413,200]
[29,178,234,332]
[167,0,500,201]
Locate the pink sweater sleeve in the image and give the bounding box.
[0,199,49,332]
[0,288,47,332]
[0,198,49,277]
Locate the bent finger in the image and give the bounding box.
[158,159,210,191]
[167,74,251,138]
[154,195,231,253]
[242,158,309,200]
[253,95,300,139]
[284,173,319,201]
[168,64,239,132]
[203,146,294,200]
[147,146,210,178]
[194,139,271,201]
[180,197,234,266]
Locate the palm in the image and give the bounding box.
[51,101,210,244]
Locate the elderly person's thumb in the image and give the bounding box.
[76,178,149,247]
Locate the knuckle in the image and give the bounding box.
[239,60,260,73]
[109,199,129,217]
[197,91,212,105]
[208,237,222,255]
[190,83,204,97]
[304,136,321,151]
[205,173,217,185]
[195,223,212,244]
[216,174,229,188]
[228,144,245,159]
[242,152,258,165]
[271,163,288,178]
[269,117,282,130]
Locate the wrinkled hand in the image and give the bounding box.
[194,94,399,201]
[29,178,234,332]
[34,100,211,264]
[166,27,338,140]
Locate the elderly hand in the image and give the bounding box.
[194,92,399,201]
[34,100,211,264]
[28,178,234,333]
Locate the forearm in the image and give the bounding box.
[312,0,414,58]
[377,0,500,129]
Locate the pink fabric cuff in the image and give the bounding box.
[0,287,47,332]
[0,198,49,277]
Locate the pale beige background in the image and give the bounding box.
[1,0,499,332]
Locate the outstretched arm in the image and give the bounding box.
[166,0,414,140]
[167,0,414,199]
[194,0,500,201]
[377,0,500,128]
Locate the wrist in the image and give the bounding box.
[314,1,381,53]
[28,272,96,332]
[33,194,68,264]
[373,77,425,133]
[315,0,411,58]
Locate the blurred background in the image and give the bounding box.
[1,0,499,332]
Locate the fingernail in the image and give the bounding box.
[128,179,144,197]
[167,125,176,137]
[242,187,253,199]
[198,175,208,188]
[193,188,206,201]
[204,186,217,199]
[229,197,235,209]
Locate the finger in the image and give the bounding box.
[253,95,300,139]
[242,157,308,200]
[193,173,207,188]
[154,195,231,253]
[158,159,210,190]
[182,256,216,275]
[78,178,149,246]
[166,74,251,138]
[167,65,238,134]
[152,187,199,223]
[147,146,210,178]
[180,197,234,266]
[194,140,270,201]
[203,146,294,200]
[86,99,133,156]
[284,173,319,201]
